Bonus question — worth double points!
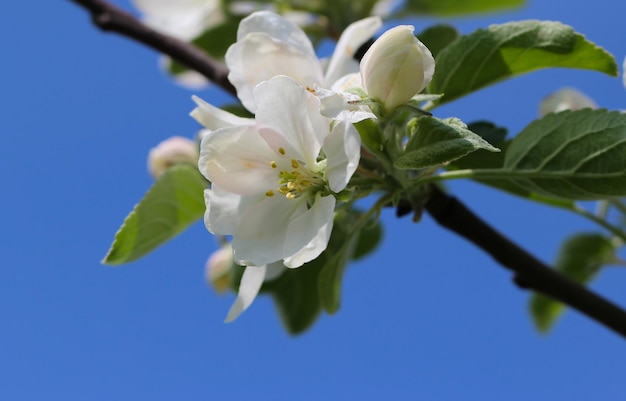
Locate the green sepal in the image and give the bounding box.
[395,116,499,170]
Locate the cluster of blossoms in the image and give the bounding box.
[187,11,435,321]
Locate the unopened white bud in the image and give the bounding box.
[360,25,435,111]
[539,87,597,117]
[205,244,234,294]
[147,136,198,179]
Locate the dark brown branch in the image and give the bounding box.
[424,184,626,338]
[70,0,237,96]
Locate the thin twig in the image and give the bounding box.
[424,184,626,338]
[69,0,237,96]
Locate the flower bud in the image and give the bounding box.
[539,87,597,117]
[360,25,435,111]
[147,136,198,179]
[205,244,234,294]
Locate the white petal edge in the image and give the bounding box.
[283,194,336,268]
[190,95,253,131]
[237,11,317,59]
[323,120,361,193]
[225,265,267,322]
[324,16,382,86]
[226,34,323,113]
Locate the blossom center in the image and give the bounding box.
[267,147,324,200]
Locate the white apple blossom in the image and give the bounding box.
[225,11,382,115]
[195,75,360,268]
[360,25,435,111]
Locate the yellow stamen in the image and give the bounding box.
[291,159,299,169]
[265,190,275,197]
[278,147,286,155]
[270,161,277,168]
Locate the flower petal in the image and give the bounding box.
[226,34,323,113]
[283,194,336,268]
[324,16,382,86]
[323,120,361,193]
[237,11,317,59]
[190,95,253,131]
[224,264,266,322]
[199,124,278,195]
[232,195,307,266]
[204,186,253,235]
[254,76,329,167]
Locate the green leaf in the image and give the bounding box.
[428,20,618,106]
[416,24,459,59]
[403,0,523,16]
[530,233,616,332]
[447,121,574,208]
[353,219,383,260]
[395,117,499,170]
[265,263,323,335]
[103,164,207,265]
[498,109,626,199]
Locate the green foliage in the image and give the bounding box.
[530,233,617,332]
[498,109,626,200]
[416,25,459,59]
[103,164,207,265]
[428,20,618,106]
[403,0,524,16]
[395,116,499,170]
[448,122,575,208]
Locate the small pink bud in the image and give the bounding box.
[205,244,234,294]
[147,136,198,179]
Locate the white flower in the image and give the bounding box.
[225,11,382,114]
[360,25,435,111]
[147,136,198,179]
[195,75,360,268]
[539,87,597,117]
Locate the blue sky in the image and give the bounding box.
[2,1,626,400]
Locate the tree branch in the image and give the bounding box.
[424,184,626,338]
[69,0,237,96]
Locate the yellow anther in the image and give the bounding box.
[270,161,277,169]
[286,193,296,200]
[265,190,275,197]
[279,187,290,194]
[306,86,316,94]
[278,147,286,155]
[291,159,299,169]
